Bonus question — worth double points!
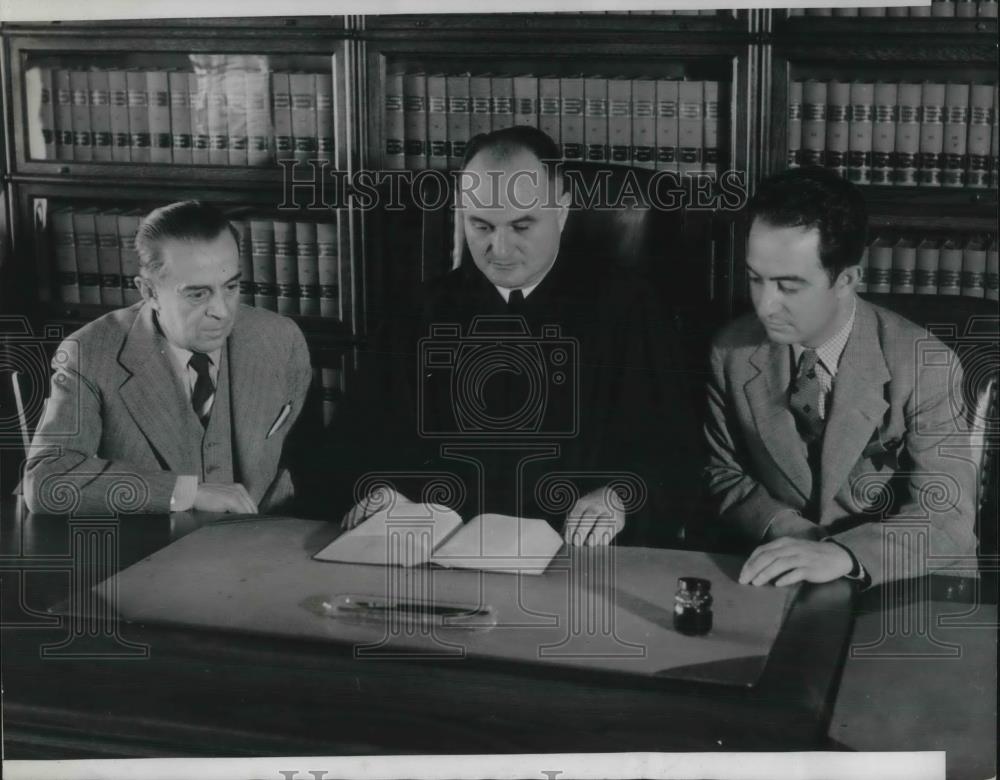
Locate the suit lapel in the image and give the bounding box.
[117,304,191,471]
[745,338,813,502]
[819,299,891,516]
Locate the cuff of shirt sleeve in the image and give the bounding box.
[824,538,871,587]
[170,475,198,512]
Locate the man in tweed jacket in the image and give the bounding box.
[705,169,977,587]
[24,201,312,516]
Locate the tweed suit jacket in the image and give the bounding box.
[705,297,977,586]
[23,302,312,515]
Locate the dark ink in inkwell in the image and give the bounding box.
[674,576,713,636]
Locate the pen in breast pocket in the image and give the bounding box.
[267,404,291,437]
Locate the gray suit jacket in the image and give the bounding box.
[24,303,312,515]
[705,297,977,586]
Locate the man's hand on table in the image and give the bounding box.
[192,483,259,514]
[341,486,411,530]
[564,485,626,546]
[739,537,853,587]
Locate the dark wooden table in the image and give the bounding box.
[0,499,995,778]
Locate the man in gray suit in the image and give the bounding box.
[24,201,312,515]
[705,168,977,588]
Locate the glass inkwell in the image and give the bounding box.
[673,576,713,636]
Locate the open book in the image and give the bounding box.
[314,501,564,575]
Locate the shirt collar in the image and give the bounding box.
[492,250,559,303]
[792,297,857,378]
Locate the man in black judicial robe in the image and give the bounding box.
[316,126,702,547]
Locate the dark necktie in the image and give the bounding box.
[507,288,525,314]
[789,348,825,443]
[189,352,215,427]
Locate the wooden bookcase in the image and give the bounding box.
[0,9,996,387]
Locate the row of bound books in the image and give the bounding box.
[385,74,720,173]
[787,80,999,189]
[789,2,998,16]
[30,67,335,166]
[858,233,998,299]
[42,205,352,322]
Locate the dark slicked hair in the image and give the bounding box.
[135,200,240,280]
[461,124,565,192]
[748,167,868,283]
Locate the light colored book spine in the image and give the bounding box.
[189,72,210,165]
[69,70,93,162]
[655,79,679,172]
[427,74,449,171]
[538,76,561,152]
[317,221,339,319]
[991,85,999,190]
[915,239,940,295]
[225,68,248,167]
[848,81,873,185]
[894,82,921,186]
[168,70,192,165]
[95,211,123,307]
[703,80,719,176]
[871,82,897,186]
[272,73,294,164]
[938,239,963,296]
[942,82,970,188]
[956,0,979,15]
[446,74,471,169]
[315,72,334,165]
[910,4,932,15]
[986,239,999,301]
[250,218,277,311]
[88,70,113,162]
[52,208,79,303]
[584,77,609,163]
[801,80,827,168]
[608,78,631,164]
[296,221,320,317]
[868,237,893,293]
[980,0,999,18]
[35,66,57,159]
[514,75,538,128]
[73,209,101,304]
[677,80,704,176]
[918,82,945,187]
[631,78,655,170]
[491,75,514,131]
[932,0,956,15]
[273,219,298,316]
[469,75,492,138]
[403,72,428,170]
[246,71,271,167]
[825,80,850,178]
[54,69,74,161]
[890,238,916,294]
[107,71,130,162]
[207,67,229,165]
[290,72,317,167]
[961,238,987,298]
[966,83,993,189]
[234,219,254,306]
[117,211,142,305]
[147,70,172,164]
[787,81,803,169]
[560,76,585,162]
[382,72,405,170]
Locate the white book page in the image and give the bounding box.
[430,513,564,574]
[313,501,463,567]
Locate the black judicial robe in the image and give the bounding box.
[312,253,703,547]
